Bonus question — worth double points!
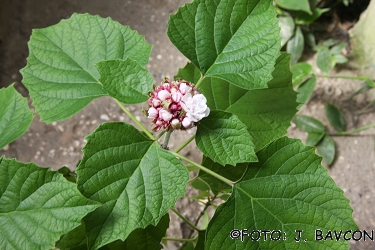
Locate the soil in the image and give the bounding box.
[0,0,374,249]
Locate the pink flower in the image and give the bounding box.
[146,78,208,131]
[180,93,210,122]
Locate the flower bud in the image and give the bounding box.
[158,89,171,101]
[147,107,158,119]
[182,117,193,129]
[171,119,181,129]
[159,109,173,121]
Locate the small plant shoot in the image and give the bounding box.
[0,0,358,249]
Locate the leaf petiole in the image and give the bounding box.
[162,128,173,149]
[172,152,235,187]
[171,208,201,232]
[114,98,155,140]
[334,123,375,136]
[194,76,205,88]
[175,135,195,153]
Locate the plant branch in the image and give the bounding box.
[162,237,195,242]
[175,135,195,153]
[172,152,235,187]
[171,207,201,232]
[162,128,173,149]
[114,99,155,140]
[316,74,374,83]
[334,123,375,136]
[194,76,205,88]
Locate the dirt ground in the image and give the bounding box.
[0,0,374,249]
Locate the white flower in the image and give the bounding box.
[171,90,183,102]
[159,108,173,121]
[182,117,193,129]
[179,82,192,94]
[148,107,158,119]
[180,93,210,122]
[158,89,171,101]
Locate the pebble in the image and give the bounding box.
[156,54,162,60]
[100,114,110,121]
[3,144,9,151]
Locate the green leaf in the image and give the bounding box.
[316,134,335,165]
[296,75,316,108]
[175,62,202,84]
[191,179,211,192]
[275,0,312,14]
[0,84,34,149]
[293,114,325,133]
[206,137,357,249]
[199,156,248,195]
[196,110,257,166]
[58,214,169,250]
[316,46,333,73]
[295,8,329,25]
[304,30,316,47]
[333,54,349,64]
[291,62,313,87]
[21,13,151,123]
[330,43,347,54]
[0,157,99,250]
[200,53,298,150]
[278,15,295,47]
[287,26,304,65]
[306,132,325,146]
[326,103,345,132]
[168,0,281,90]
[76,122,188,249]
[96,59,153,104]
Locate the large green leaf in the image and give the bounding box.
[76,122,188,249]
[168,0,281,90]
[0,157,99,250]
[206,137,357,249]
[0,84,34,149]
[96,59,153,104]
[57,214,170,250]
[21,13,151,123]
[198,53,298,150]
[196,110,257,166]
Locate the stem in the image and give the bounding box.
[335,123,375,136]
[175,135,195,153]
[114,99,155,140]
[171,208,201,232]
[172,152,235,187]
[155,130,166,141]
[162,237,195,242]
[194,76,205,88]
[316,74,373,82]
[162,128,173,149]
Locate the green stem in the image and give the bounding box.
[114,99,155,140]
[172,152,235,187]
[175,135,195,153]
[155,130,166,141]
[194,76,205,88]
[335,123,375,136]
[171,208,201,232]
[162,129,173,149]
[162,237,195,242]
[316,74,373,82]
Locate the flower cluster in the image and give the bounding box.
[147,78,210,131]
